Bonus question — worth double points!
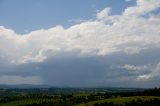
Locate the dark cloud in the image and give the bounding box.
[1,48,160,87]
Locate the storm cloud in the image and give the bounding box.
[0,0,160,87]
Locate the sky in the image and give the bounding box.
[0,0,135,34]
[0,0,160,88]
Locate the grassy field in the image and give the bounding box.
[0,99,56,106]
[0,88,160,106]
[76,96,160,106]
[1,96,160,106]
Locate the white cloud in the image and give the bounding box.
[119,64,148,71]
[124,46,146,55]
[0,0,160,65]
[125,0,132,2]
[137,62,160,81]
[123,0,160,16]
[68,18,89,23]
[96,7,111,20]
[0,75,43,85]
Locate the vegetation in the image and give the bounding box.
[77,96,160,106]
[0,87,160,106]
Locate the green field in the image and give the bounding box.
[0,99,51,106]
[0,88,160,106]
[0,96,160,106]
[76,96,160,106]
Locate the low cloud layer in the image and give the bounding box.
[137,62,160,81]
[0,0,160,87]
[0,75,43,85]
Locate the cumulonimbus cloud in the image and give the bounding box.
[0,0,160,65]
[0,0,160,87]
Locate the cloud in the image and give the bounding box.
[96,7,111,20]
[125,0,132,2]
[137,62,160,81]
[0,0,160,87]
[118,64,148,71]
[0,75,43,85]
[123,0,160,16]
[68,18,89,23]
[0,0,159,65]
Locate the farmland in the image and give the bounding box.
[0,87,160,106]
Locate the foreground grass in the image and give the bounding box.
[76,96,160,106]
[1,96,160,106]
[0,99,56,106]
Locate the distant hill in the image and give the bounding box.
[0,84,52,89]
[0,84,145,93]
